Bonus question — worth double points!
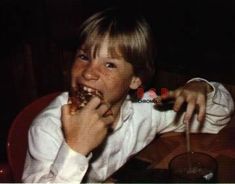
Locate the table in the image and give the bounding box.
[111,115,235,183]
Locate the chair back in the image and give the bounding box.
[7,92,60,182]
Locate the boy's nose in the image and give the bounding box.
[82,64,99,81]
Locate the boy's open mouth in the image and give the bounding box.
[69,85,103,110]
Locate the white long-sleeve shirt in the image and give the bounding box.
[22,81,234,183]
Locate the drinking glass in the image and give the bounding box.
[169,152,217,182]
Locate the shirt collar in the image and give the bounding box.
[113,95,133,132]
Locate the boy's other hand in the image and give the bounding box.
[161,81,213,124]
[61,96,114,156]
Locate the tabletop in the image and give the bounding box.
[111,114,235,183]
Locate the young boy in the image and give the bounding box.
[22,8,234,183]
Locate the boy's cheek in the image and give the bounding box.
[71,61,85,74]
[70,75,78,87]
[71,69,83,83]
[71,66,81,75]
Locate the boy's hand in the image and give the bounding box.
[61,96,114,156]
[161,81,213,123]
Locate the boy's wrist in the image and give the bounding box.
[66,139,91,156]
[187,80,213,94]
[186,78,214,94]
[205,82,213,93]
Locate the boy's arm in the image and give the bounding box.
[155,79,234,134]
[22,123,89,183]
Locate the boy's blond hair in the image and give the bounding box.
[75,7,156,89]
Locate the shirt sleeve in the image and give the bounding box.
[153,79,234,134]
[22,122,90,183]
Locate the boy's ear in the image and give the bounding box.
[129,76,142,90]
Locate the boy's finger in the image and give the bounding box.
[85,96,101,110]
[97,103,111,116]
[183,102,196,124]
[104,109,113,117]
[102,115,114,126]
[197,96,206,122]
[173,96,185,112]
[61,104,70,115]
[197,104,206,122]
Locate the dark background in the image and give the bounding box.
[0,0,235,161]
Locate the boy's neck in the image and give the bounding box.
[110,99,125,129]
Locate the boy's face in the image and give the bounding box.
[71,39,142,107]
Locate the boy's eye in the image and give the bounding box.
[77,54,89,61]
[105,62,117,68]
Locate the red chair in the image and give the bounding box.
[0,92,60,182]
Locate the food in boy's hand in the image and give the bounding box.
[69,85,103,112]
